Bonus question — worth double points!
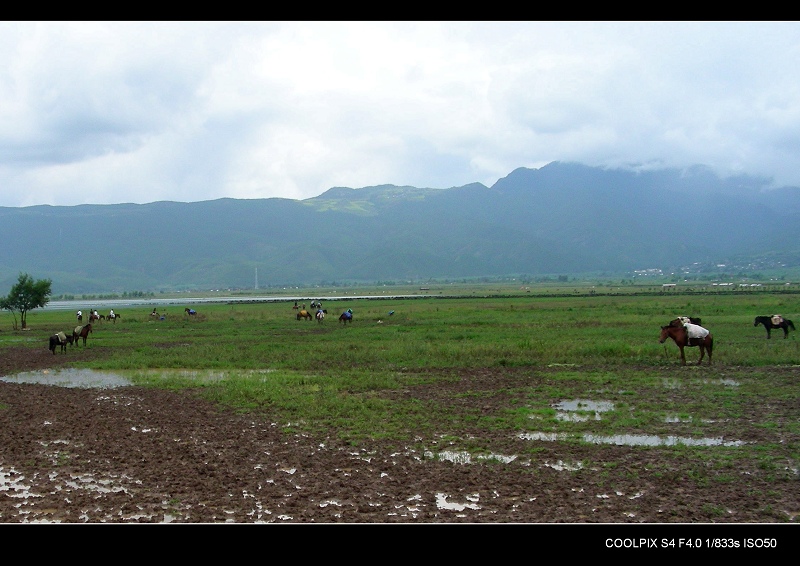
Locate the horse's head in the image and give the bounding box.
[754,317,760,326]
[659,325,675,343]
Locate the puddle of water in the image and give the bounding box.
[545,460,584,471]
[435,492,481,511]
[519,431,745,447]
[557,413,598,422]
[425,450,517,464]
[552,399,614,422]
[554,400,614,412]
[0,367,277,390]
[521,432,565,442]
[665,415,692,423]
[588,434,745,447]
[0,368,133,389]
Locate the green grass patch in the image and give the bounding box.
[1,290,798,479]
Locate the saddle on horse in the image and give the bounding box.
[771,314,784,325]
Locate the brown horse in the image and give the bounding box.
[296,309,312,321]
[659,321,713,365]
[73,323,93,346]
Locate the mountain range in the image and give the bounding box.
[2,161,799,295]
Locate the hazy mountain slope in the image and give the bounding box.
[1,161,799,294]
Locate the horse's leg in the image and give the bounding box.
[678,345,686,365]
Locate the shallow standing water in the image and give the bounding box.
[0,368,133,389]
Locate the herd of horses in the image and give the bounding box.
[295,308,353,324]
[295,306,353,324]
[659,314,795,366]
[78,312,120,324]
[49,323,92,354]
[49,306,794,364]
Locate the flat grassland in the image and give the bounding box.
[0,289,798,524]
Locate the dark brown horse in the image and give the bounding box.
[73,323,92,346]
[754,315,795,339]
[48,332,73,354]
[659,321,713,365]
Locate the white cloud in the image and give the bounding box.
[1,21,799,207]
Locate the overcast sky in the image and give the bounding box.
[2,21,799,208]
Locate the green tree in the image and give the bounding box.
[0,273,52,330]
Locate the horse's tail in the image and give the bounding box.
[789,320,796,330]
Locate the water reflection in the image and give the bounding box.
[519,431,745,447]
[554,399,614,421]
[0,368,132,389]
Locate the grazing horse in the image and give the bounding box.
[339,310,353,324]
[73,323,93,346]
[48,331,73,354]
[754,315,795,339]
[659,320,713,366]
[296,309,312,321]
[185,308,197,316]
[315,309,326,323]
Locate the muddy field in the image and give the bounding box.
[0,344,798,526]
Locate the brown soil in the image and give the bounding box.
[0,344,798,525]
